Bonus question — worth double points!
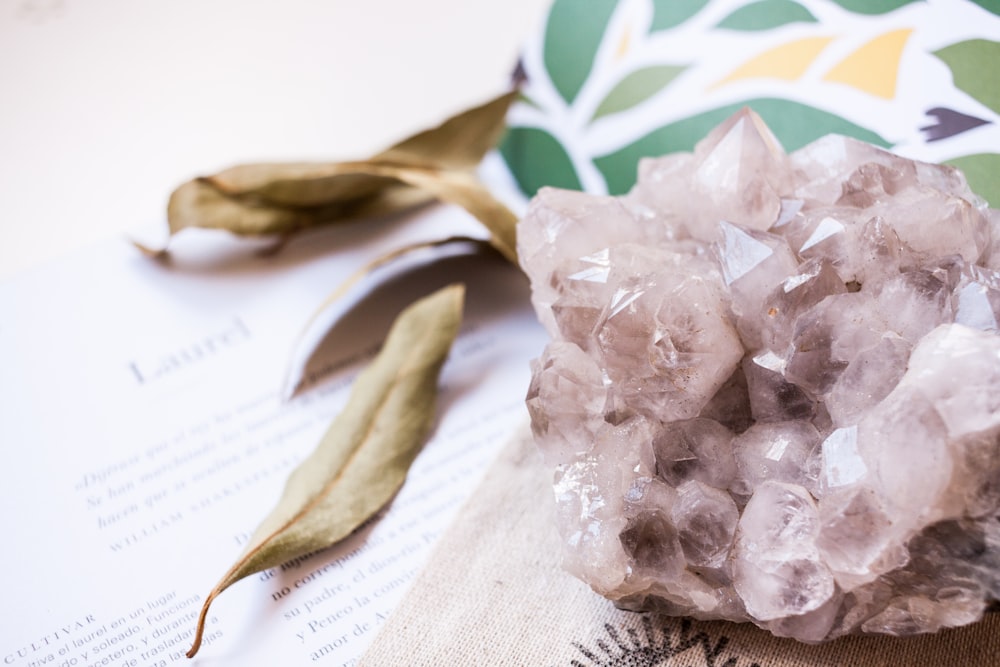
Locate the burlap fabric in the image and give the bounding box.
[360,424,1000,666]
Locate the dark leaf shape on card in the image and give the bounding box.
[934,39,1000,115]
[829,0,921,14]
[543,0,618,104]
[716,0,818,31]
[186,284,465,658]
[499,126,583,196]
[146,91,519,262]
[945,153,1000,208]
[920,107,991,142]
[592,65,687,120]
[594,99,890,194]
[650,0,710,31]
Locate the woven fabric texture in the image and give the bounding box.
[360,424,1000,666]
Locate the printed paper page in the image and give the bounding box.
[0,208,547,667]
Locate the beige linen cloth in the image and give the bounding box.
[360,424,1000,666]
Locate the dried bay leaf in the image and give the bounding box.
[200,90,518,205]
[132,179,413,257]
[155,90,519,261]
[186,284,465,657]
[167,179,337,235]
[341,183,436,221]
[283,235,493,396]
[166,172,430,234]
[375,89,518,170]
[348,163,518,263]
[166,161,517,263]
[203,163,403,207]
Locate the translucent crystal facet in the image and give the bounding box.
[518,109,1000,642]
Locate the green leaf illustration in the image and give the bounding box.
[592,65,687,120]
[829,0,922,14]
[543,0,618,105]
[946,153,1000,207]
[934,39,1000,115]
[970,0,1000,16]
[650,0,710,31]
[717,0,818,31]
[186,283,464,657]
[594,99,891,194]
[499,127,583,195]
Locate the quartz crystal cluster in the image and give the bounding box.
[519,109,1000,642]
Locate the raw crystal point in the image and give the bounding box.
[518,108,1000,642]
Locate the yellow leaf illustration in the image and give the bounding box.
[712,36,835,89]
[823,29,913,99]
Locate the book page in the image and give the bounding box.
[0,208,547,666]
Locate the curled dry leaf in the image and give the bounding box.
[153,90,520,262]
[347,163,517,262]
[373,89,517,171]
[283,235,494,397]
[186,283,465,658]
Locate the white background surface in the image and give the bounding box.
[0,0,552,280]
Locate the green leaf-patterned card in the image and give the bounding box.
[498,0,1000,206]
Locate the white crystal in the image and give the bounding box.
[519,109,1000,642]
[733,482,834,621]
[956,281,999,331]
[819,426,865,490]
[672,480,739,569]
[799,216,845,253]
[732,421,821,496]
[718,221,777,285]
[825,334,910,426]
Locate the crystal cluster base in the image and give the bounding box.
[519,109,1000,642]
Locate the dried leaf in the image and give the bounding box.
[170,162,517,263]
[205,164,405,207]
[283,236,492,396]
[167,179,328,235]
[200,90,518,205]
[351,163,517,263]
[166,175,434,235]
[340,183,435,220]
[375,90,519,171]
[186,284,465,657]
[157,90,519,257]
